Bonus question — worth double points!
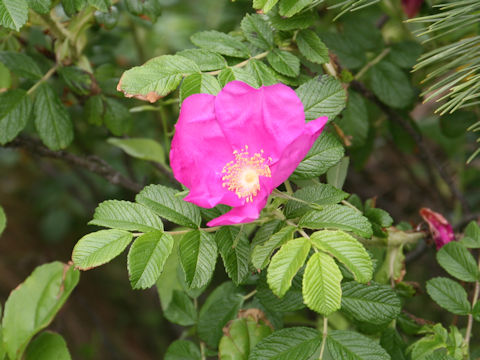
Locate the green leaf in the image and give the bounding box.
[87,0,110,11]
[436,242,479,282]
[34,83,74,150]
[246,59,277,86]
[241,14,273,50]
[387,41,423,70]
[127,231,173,289]
[321,32,365,70]
[61,0,86,15]
[369,61,414,109]
[252,225,296,269]
[103,97,131,136]
[58,66,92,95]
[25,332,71,360]
[163,290,197,326]
[177,49,226,71]
[336,91,369,147]
[326,156,349,189]
[89,200,163,232]
[0,62,11,89]
[268,8,316,30]
[426,277,471,315]
[84,95,103,126]
[165,340,201,360]
[107,137,164,163]
[249,327,321,360]
[136,184,201,228]
[303,251,342,315]
[2,262,79,360]
[215,227,250,285]
[292,132,345,179]
[266,49,300,77]
[296,75,347,121]
[218,67,258,88]
[156,239,183,310]
[311,230,372,282]
[257,272,305,312]
[118,55,200,102]
[326,330,390,360]
[191,30,250,58]
[72,229,133,270]
[341,282,401,324]
[219,316,273,360]
[179,230,217,289]
[461,221,480,248]
[440,111,476,139]
[0,51,42,80]
[300,206,373,239]
[253,0,279,13]
[0,89,32,145]
[0,0,28,31]
[179,73,221,102]
[296,30,329,64]
[267,237,310,297]
[0,205,5,237]
[26,0,52,13]
[285,184,348,219]
[278,0,312,17]
[197,282,244,348]
[380,328,407,360]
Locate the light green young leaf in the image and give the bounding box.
[241,13,274,50]
[303,251,342,315]
[177,49,227,71]
[0,205,5,237]
[311,230,372,283]
[0,89,32,145]
[2,262,79,360]
[426,277,471,315]
[163,290,197,326]
[34,83,74,150]
[89,200,163,232]
[436,242,479,282]
[118,55,200,102]
[26,0,52,14]
[278,0,312,17]
[251,225,296,269]
[326,330,390,360]
[165,340,201,360]
[25,332,71,360]
[215,227,250,285]
[179,230,217,289]
[246,59,277,86]
[296,29,329,64]
[179,73,221,102]
[107,137,165,163]
[197,282,244,348]
[136,184,201,228]
[341,282,401,324]
[127,231,173,289]
[249,327,321,360]
[103,98,131,136]
[0,61,11,89]
[461,221,480,248]
[267,237,310,297]
[72,229,133,269]
[266,49,300,77]
[191,30,250,58]
[257,272,305,312]
[0,0,28,31]
[253,0,279,13]
[292,133,345,179]
[218,67,258,88]
[296,75,347,121]
[87,0,110,11]
[0,51,42,80]
[300,206,373,239]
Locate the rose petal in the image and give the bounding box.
[207,192,268,226]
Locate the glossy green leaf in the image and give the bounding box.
[58,66,92,95]
[179,73,221,102]
[87,0,110,11]
[25,332,71,360]
[268,8,316,30]
[241,13,273,50]
[215,227,250,285]
[218,67,258,88]
[251,225,296,269]
[136,184,201,228]
[179,230,217,289]
[426,277,471,315]
[303,251,342,315]
[191,30,250,58]
[253,0,279,13]
[278,0,312,17]
[267,49,300,77]
[127,231,174,289]
[326,156,349,190]
[165,340,201,360]
[2,262,79,360]
[461,221,480,248]
[267,237,310,297]
[336,91,369,147]
[89,200,164,232]
[300,206,373,239]
[296,75,347,121]
[0,0,28,31]
[326,330,390,360]
[177,49,226,71]
[72,229,133,269]
[103,97,131,136]
[436,242,479,282]
[249,327,321,360]
[0,51,42,80]
[380,328,407,360]
[0,89,32,145]
[341,282,401,324]
[34,83,74,150]
[257,272,305,312]
[311,230,372,282]
[26,0,52,13]
[296,30,329,64]
[107,137,165,163]
[163,290,197,326]
[246,59,277,86]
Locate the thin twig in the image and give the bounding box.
[318,316,328,360]
[27,65,59,95]
[464,253,480,345]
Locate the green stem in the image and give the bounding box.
[284,179,293,195]
[243,289,258,301]
[319,317,328,360]
[207,51,270,76]
[464,253,480,347]
[27,65,59,95]
[354,48,391,80]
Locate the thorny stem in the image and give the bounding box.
[207,51,270,76]
[464,253,480,346]
[354,48,391,80]
[319,317,328,360]
[27,65,59,95]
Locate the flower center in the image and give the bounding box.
[222,145,272,202]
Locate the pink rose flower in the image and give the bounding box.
[419,207,455,249]
[402,0,424,18]
[170,81,328,226]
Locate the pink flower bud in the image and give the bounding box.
[419,208,455,249]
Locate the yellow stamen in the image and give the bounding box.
[222,145,272,202]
